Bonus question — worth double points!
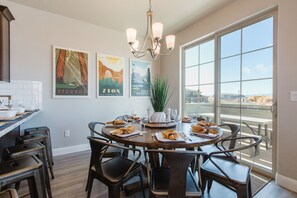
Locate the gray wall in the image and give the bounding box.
[0,0,160,149]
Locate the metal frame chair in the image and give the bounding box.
[85,122,122,191]
[144,149,206,198]
[199,123,240,163]
[87,136,145,198]
[200,136,262,198]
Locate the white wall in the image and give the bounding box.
[161,0,297,191]
[0,0,160,149]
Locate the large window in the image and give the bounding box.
[182,14,276,174]
[184,40,215,117]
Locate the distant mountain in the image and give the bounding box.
[98,60,123,84]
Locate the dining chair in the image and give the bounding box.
[200,136,262,198]
[86,136,145,198]
[243,121,270,150]
[85,122,122,191]
[199,123,240,163]
[144,149,206,198]
[115,115,129,121]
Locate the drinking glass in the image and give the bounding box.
[171,109,178,121]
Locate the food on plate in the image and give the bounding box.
[191,125,207,133]
[182,117,191,123]
[208,128,219,134]
[162,129,179,140]
[131,116,140,121]
[106,119,127,125]
[198,120,217,127]
[114,119,126,125]
[111,126,135,135]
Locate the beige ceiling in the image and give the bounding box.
[8,0,234,36]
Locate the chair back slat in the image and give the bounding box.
[88,122,106,138]
[218,124,240,149]
[87,137,109,174]
[145,150,203,198]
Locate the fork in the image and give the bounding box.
[182,132,192,141]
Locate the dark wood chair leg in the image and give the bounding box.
[40,148,53,198]
[237,186,248,198]
[139,171,146,198]
[248,179,252,198]
[85,158,93,191]
[35,168,47,198]
[27,178,38,198]
[207,179,213,193]
[87,174,94,198]
[42,139,55,179]
[201,173,207,194]
[109,185,120,198]
[14,181,21,190]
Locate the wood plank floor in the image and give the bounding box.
[18,150,297,198]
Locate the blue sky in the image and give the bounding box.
[185,17,273,97]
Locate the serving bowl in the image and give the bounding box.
[10,107,25,114]
[0,110,17,118]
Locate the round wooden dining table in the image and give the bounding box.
[102,122,223,196]
[102,122,223,149]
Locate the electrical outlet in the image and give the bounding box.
[64,130,70,137]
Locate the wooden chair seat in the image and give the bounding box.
[24,126,54,165]
[93,156,141,183]
[17,133,55,179]
[0,156,46,198]
[5,143,52,198]
[151,168,200,197]
[201,157,249,184]
[200,145,237,159]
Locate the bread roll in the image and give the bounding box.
[192,125,206,133]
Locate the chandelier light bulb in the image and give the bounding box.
[166,35,175,50]
[152,22,163,40]
[126,28,137,43]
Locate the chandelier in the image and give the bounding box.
[126,0,175,60]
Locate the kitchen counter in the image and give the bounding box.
[0,109,40,137]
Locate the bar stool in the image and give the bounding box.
[4,143,52,198]
[0,155,46,198]
[0,189,19,198]
[24,127,54,165]
[17,133,55,179]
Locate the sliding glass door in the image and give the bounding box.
[218,17,274,174]
[182,13,277,176]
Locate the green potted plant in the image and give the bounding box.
[149,76,171,122]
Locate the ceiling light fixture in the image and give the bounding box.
[126,0,175,60]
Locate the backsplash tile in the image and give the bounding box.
[0,80,42,110]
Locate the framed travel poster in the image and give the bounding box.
[129,59,151,97]
[53,46,89,98]
[97,54,125,98]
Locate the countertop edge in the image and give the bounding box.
[0,110,41,137]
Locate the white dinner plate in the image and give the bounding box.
[155,132,185,142]
[105,123,127,128]
[110,130,141,138]
[191,127,223,139]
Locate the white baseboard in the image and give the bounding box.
[276,173,297,193]
[53,143,90,156]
